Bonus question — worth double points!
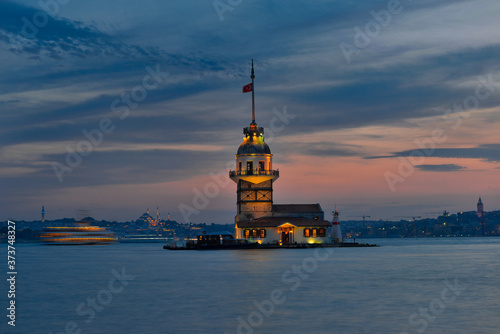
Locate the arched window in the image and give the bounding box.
[304,228,310,237]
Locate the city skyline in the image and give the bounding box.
[1,1,500,223]
[18,197,494,224]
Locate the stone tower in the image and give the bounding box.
[229,60,279,224]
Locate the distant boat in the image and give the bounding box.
[164,231,259,250]
[119,234,168,243]
[41,221,116,245]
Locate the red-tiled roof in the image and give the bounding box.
[272,204,323,213]
[237,216,331,228]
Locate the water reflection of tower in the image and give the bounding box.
[477,197,485,236]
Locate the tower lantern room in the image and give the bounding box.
[231,124,277,183]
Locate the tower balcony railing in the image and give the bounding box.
[229,169,279,177]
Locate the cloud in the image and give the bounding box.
[2,0,500,221]
[277,141,363,157]
[415,164,466,172]
[0,1,168,61]
[366,144,500,163]
[0,148,229,193]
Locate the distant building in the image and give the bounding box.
[137,208,158,227]
[477,197,484,218]
[229,62,332,245]
[41,205,45,223]
[477,197,486,236]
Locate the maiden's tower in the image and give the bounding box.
[229,61,334,245]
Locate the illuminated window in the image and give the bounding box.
[312,229,317,237]
[319,228,326,237]
[244,229,250,238]
[304,228,310,237]
[260,229,266,238]
[252,229,258,238]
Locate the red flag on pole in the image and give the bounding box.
[242,83,253,93]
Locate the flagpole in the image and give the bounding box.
[251,59,255,124]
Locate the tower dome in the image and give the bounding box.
[231,121,277,184]
[237,124,271,155]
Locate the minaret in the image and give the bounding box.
[41,205,45,223]
[230,60,279,228]
[477,197,485,236]
[156,206,160,224]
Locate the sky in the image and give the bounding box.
[1,0,499,223]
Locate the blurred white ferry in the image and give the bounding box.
[41,221,117,245]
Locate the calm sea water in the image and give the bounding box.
[2,238,499,334]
